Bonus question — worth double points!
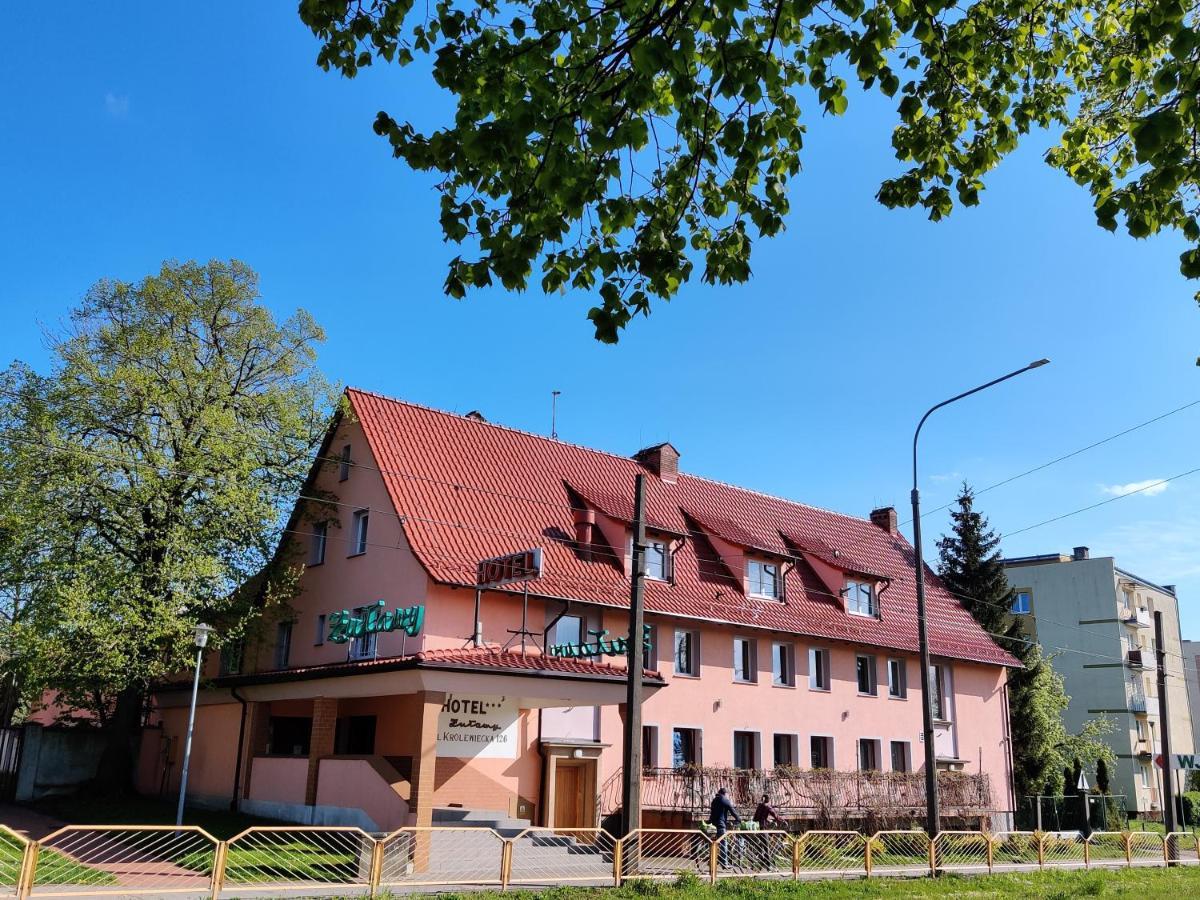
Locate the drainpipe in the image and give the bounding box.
[230,687,248,811]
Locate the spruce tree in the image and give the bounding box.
[936,484,1030,662]
[1097,758,1110,794]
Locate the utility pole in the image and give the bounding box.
[1155,610,1177,833]
[620,474,647,837]
[551,390,561,439]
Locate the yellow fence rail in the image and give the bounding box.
[0,824,1194,895]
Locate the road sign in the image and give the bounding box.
[1077,770,1090,791]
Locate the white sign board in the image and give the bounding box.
[1162,753,1200,770]
[436,694,518,759]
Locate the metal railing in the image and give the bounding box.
[0,824,1195,896]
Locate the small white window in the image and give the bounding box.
[772,642,796,687]
[309,522,327,566]
[858,738,881,772]
[645,539,670,581]
[1140,764,1151,788]
[809,647,831,691]
[856,654,878,696]
[338,444,352,481]
[350,509,369,555]
[1011,590,1031,614]
[929,663,950,721]
[314,614,326,646]
[674,629,699,677]
[1136,718,1146,741]
[887,658,907,698]
[733,637,757,683]
[275,621,292,669]
[747,560,780,599]
[845,580,878,617]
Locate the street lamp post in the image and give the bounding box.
[911,359,1049,837]
[175,622,214,827]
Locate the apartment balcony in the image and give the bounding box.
[1126,649,1153,670]
[1129,693,1148,713]
[1121,607,1152,628]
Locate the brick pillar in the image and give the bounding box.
[410,692,444,872]
[305,697,339,806]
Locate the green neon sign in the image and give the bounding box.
[328,600,425,644]
[548,626,652,660]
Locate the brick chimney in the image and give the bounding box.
[573,508,596,561]
[634,442,680,484]
[1073,546,1090,561]
[870,507,898,534]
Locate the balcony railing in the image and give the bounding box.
[1129,693,1148,713]
[599,766,993,822]
[1121,607,1152,628]
[1127,648,1152,669]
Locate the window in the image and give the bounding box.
[1140,764,1151,788]
[350,509,369,555]
[733,731,759,770]
[338,444,352,481]
[929,664,948,721]
[890,741,911,773]
[810,735,833,769]
[645,539,670,581]
[643,623,659,666]
[267,716,312,756]
[858,738,881,772]
[887,658,907,699]
[314,614,326,646]
[335,715,377,754]
[772,642,796,687]
[747,560,780,599]
[275,621,292,668]
[1011,590,1031,614]
[552,614,584,647]
[733,637,758,683]
[856,654,878,696]
[674,629,699,676]
[220,641,244,676]
[773,733,799,768]
[845,580,878,617]
[672,727,700,767]
[642,725,659,769]
[309,522,327,566]
[809,648,831,691]
[349,606,378,659]
[1136,718,1146,741]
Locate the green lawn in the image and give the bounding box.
[28,794,281,840]
[379,865,1200,899]
[0,829,117,887]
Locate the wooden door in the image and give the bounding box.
[554,763,584,827]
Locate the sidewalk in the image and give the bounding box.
[0,802,66,840]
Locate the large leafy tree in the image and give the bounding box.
[300,0,1200,342]
[937,486,1111,820]
[0,260,335,787]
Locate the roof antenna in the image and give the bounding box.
[551,390,561,439]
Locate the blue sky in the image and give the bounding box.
[2,4,1199,634]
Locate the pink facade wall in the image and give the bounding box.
[314,758,410,831]
[248,757,309,806]
[142,702,242,802]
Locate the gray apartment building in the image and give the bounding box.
[1001,547,1194,819]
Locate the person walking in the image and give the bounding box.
[708,787,742,868]
[751,794,789,869]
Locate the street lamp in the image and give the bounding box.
[175,622,214,827]
[911,359,1049,837]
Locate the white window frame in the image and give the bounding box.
[644,538,670,581]
[674,629,700,677]
[887,658,907,699]
[747,560,780,599]
[671,726,703,767]
[349,605,378,660]
[772,642,796,687]
[845,579,878,617]
[856,654,878,696]
[857,737,882,772]
[732,730,761,770]
[338,444,352,481]
[733,636,758,683]
[809,647,831,691]
[889,740,911,773]
[929,663,951,722]
[1011,589,1032,615]
[810,734,834,769]
[551,614,585,647]
[350,509,369,556]
[772,733,799,768]
[309,522,327,566]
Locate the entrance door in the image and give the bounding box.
[554,763,585,827]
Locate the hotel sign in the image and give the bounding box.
[477,548,543,588]
[327,600,425,644]
[436,694,518,759]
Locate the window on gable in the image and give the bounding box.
[350,509,369,556]
[309,522,327,566]
[845,580,878,617]
[1011,590,1031,614]
[645,539,670,581]
[338,444,352,481]
[748,560,780,599]
[275,621,292,669]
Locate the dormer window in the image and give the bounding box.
[645,538,670,581]
[845,579,878,617]
[747,560,780,599]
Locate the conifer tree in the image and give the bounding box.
[1097,758,1110,794]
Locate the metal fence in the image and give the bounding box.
[0,825,1197,896]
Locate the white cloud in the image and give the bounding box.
[104,92,129,118]
[1098,516,1200,582]
[1100,478,1169,497]
[929,471,963,484]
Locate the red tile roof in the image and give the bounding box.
[211,647,665,688]
[348,388,1019,668]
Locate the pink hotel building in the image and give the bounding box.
[139,389,1018,833]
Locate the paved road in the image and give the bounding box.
[0,803,65,840]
